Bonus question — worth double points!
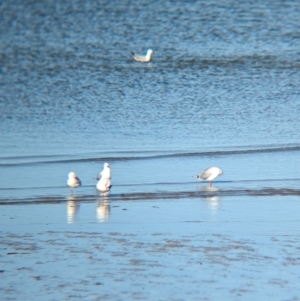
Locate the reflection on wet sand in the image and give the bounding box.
[198,186,220,213]
[204,196,220,213]
[97,198,110,223]
[67,196,80,224]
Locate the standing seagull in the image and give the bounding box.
[131,49,153,62]
[95,163,112,195]
[67,172,81,195]
[194,167,223,187]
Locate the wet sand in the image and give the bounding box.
[1,195,300,301]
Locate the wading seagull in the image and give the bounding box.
[194,167,223,187]
[67,172,81,195]
[131,49,153,62]
[95,163,112,195]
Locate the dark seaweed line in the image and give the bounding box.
[1,188,300,205]
[117,188,300,201]
[1,145,300,167]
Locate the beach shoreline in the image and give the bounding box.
[1,196,300,301]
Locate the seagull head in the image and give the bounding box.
[68,172,77,179]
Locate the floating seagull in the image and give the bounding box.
[131,49,153,62]
[67,172,81,195]
[194,167,223,187]
[95,163,112,195]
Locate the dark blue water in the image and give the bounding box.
[1,0,300,200]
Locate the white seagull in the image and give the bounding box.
[95,163,112,195]
[131,49,153,62]
[67,172,81,195]
[194,167,223,187]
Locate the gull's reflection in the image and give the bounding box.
[203,195,220,213]
[96,197,110,223]
[67,196,80,224]
[198,186,220,213]
[198,186,219,193]
[97,190,111,197]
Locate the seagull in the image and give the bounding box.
[131,49,153,62]
[95,163,112,195]
[67,172,81,195]
[194,167,223,187]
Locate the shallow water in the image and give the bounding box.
[1,0,300,299]
[1,196,300,301]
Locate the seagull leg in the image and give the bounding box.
[209,181,212,187]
